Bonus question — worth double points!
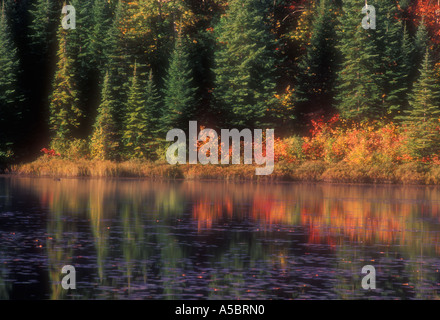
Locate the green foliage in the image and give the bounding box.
[374,0,408,116]
[162,34,198,131]
[90,72,120,160]
[28,0,60,57]
[295,0,338,118]
[213,0,278,129]
[145,69,162,136]
[401,50,440,158]
[49,24,83,152]
[0,3,22,151]
[122,64,152,159]
[335,0,381,120]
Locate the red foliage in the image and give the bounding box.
[409,0,440,43]
[40,148,61,157]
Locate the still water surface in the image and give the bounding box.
[0,176,439,299]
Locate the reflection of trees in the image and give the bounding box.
[46,197,77,300]
[0,251,11,300]
[6,177,440,299]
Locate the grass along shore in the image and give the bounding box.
[6,157,440,185]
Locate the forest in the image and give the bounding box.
[2,0,440,182]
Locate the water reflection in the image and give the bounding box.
[0,176,439,299]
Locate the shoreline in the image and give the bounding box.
[4,157,440,186]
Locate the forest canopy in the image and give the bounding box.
[0,0,440,168]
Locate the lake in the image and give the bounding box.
[0,176,439,299]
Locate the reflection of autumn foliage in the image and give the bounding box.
[188,183,440,254]
[193,197,233,231]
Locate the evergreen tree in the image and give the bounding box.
[213,0,278,129]
[89,0,113,77]
[335,0,381,120]
[49,24,83,152]
[28,0,60,58]
[105,0,131,129]
[0,3,22,160]
[414,19,429,68]
[295,0,338,119]
[374,0,408,116]
[393,23,414,117]
[162,34,198,131]
[90,72,119,160]
[402,49,440,158]
[122,64,151,159]
[145,69,162,137]
[67,0,95,128]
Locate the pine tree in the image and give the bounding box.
[49,24,83,153]
[213,0,278,129]
[162,34,198,131]
[295,0,338,119]
[90,72,119,160]
[0,2,22,157]
[122,64,151,159]
[335,0,381,120]
[402,49,440,158]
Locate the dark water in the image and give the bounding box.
[0,176,439,300]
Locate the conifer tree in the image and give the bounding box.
[49,24,83,152]
[162,34,197,131]
[213,0,278,129]
[374,0,408,116]
[122,64,150,159]
[89,0,112,75]
[414,19,429,68]
[28,0,60,58]
[0,3,22,157]
[145,69,162,137]
[105,0,131,128]
[402,49,440,158]
[335,0,381,120]
[295,0,338,119]
[90,72,119,160]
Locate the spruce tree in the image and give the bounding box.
[213,0,278,129]
[122,64,151,159]
[402,49,440,158]
[335,0,381,120]
[374,0,408,116]
[411,19,430,85]
[295,0,338,119]
[105,0,131,129]
[90,72,119,160]
[145,69,162,137]
[49,24,83,153]
[28,0,60,58]
[162,34,197,131]
[0,3,22,158]
[89,0,112,77]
